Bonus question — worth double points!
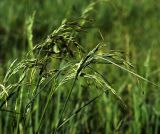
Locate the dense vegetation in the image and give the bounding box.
[0,0,160,133]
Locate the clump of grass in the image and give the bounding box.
[0,1,159,133]
[0,19,124,134]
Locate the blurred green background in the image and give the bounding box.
[0,0,160,133]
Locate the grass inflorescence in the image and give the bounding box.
[0,0,160,134]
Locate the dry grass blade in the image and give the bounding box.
[82,72,126,109]
[96,55,160,88]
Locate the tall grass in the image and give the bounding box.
[0,0,160,134]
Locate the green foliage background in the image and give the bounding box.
[0,0,160,133]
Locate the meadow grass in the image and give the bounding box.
[0,0,160,134]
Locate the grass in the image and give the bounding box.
[0,0,160,134]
